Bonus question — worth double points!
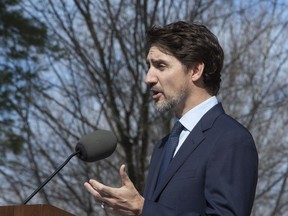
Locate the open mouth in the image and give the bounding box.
[151,89,162,100]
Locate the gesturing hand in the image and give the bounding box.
[84,164,144,216]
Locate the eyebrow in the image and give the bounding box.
[146,59,168,66]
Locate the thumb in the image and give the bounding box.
[120,164,132,186]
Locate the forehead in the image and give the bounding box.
[146,46,175,62]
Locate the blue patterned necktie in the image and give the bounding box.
[158,121,183,183]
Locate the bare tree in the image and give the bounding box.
[0,0,287,215]
[216,2,288,215]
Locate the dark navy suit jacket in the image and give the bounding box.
[142,104,258,216]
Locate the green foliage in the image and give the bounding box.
[0,0,49,156]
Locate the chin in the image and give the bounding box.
[155,101,174,113]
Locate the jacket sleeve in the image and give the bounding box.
[204,128,258,215]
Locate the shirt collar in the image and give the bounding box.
[179,96,218,132]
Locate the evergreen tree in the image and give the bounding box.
[0,0,48,157]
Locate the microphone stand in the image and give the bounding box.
[23,151,79,204]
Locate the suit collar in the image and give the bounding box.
[200,103,225,131]
[151,103,225,200]
[179,96,218,132]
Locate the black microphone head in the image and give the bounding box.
[75,130,117,162]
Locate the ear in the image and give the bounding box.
[189,63,204,82]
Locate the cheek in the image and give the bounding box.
[160,78,176,94]
[159,69,190,94]
[166,77,189,92]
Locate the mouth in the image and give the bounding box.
[151,88,162,100]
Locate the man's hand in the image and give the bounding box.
[84,164,144,216]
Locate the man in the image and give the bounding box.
[84,21,258,216]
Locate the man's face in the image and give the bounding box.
[145,46,192,116]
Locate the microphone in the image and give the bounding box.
[75,130,117,162]
[23,130,117,204]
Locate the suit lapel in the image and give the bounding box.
[144,136,168,199]
[151,103,225,201]
[151,125,204,200]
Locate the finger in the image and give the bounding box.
[84,182,103,202]
[88,179,102,190]
[89,179,116,197]
[120,164,131,186]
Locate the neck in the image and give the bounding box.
[174,90,213,118]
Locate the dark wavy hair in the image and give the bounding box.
[146,21,224,95]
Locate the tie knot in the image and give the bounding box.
[170,121,183,137]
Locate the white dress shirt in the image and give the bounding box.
[173,96,218,156]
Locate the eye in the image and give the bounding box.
[157,63,166,70]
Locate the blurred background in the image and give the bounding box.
[0,0,287,215]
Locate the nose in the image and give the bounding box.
[145,68,157,86]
